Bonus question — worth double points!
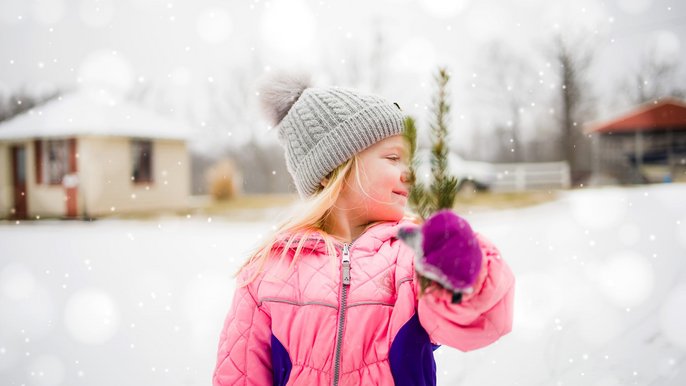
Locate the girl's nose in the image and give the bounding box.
[401,170,411,183]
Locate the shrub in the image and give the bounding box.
[206,158,242,201]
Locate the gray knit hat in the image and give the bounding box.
[259,73,405,198]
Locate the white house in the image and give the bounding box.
[0,89,193,220]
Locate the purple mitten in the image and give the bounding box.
[397,209,482,300]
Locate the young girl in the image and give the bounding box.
[213,74,515,386]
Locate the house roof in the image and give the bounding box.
[585,98,686,134]
[0,89,194,141]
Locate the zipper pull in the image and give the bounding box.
[342,243,351,285]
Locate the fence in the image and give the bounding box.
[486,161,571,192]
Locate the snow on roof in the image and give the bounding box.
[0,89,194,141]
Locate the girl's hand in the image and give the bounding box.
[397,209,482,303]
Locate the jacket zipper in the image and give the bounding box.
[332,242,351,386]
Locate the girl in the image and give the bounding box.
[213,74,515,386]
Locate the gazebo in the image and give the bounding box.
[585,98,686,184]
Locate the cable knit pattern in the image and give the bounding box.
[275,86,405,198]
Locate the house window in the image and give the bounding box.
[42,139,70,184]
[131,139,153,183]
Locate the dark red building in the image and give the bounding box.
[586,99,686,184]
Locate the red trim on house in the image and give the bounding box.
[34,139,43,184]
[66,138,78,218]
[587,99,686,134]
[68,138,77,173]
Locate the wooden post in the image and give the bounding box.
[635,130,644,182]
[590,133,599,181]
[667,128,674,181]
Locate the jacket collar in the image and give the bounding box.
[273,216,420,254]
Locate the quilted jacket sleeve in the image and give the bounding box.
[417,233,515,352]
[213,272,272,386]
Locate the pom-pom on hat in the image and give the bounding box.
[258,72,405,198]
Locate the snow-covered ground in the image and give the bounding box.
[1,183,686,386]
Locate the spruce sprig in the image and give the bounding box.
[429,68,459,211]
[404,116,432,220]
[403,67,459,221]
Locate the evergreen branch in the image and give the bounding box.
[402,67,459,220]
[403,116,432,221]
[404,116,418,159]
[428,68,458,211]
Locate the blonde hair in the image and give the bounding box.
[236,153,417,287]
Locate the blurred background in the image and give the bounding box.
[1,0,685,385]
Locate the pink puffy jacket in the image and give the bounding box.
[213,218,515,386]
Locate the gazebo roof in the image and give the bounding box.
[585,98,686,134]
[0,88,194,141]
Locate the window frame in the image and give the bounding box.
[131,139,154,184]
[41,139,71,186]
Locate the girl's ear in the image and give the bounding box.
[321,177,329,187]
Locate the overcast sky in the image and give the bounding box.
[0,0,684,154]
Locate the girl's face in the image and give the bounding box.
[336,134,412,223]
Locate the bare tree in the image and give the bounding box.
[472,40,539,163]
[126,52,297,193]
[0,87,61,123]
[324,19,390,92]
[548,34,596,184]
[620,44,686,104]
[226,141,291,194]
[369,17,389,94]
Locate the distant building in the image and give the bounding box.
[586,99,686,184]
[0,89,193,220]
